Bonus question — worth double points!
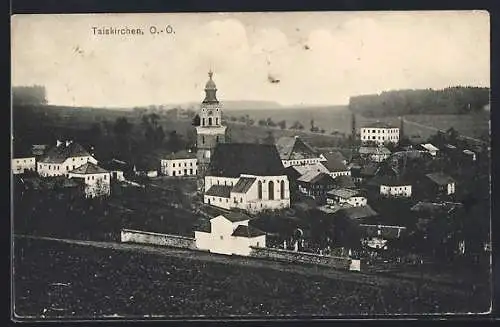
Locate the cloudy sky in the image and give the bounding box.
[12,11,489,107]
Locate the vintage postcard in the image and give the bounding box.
[11,11,491,320]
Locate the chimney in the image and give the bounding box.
[56,140,63,147]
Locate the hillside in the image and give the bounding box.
[349,87,490,117]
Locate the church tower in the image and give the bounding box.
[196,70,227,176]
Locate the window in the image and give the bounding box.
[257,242,260,247]
[184,162,187,167]
[208,117,212,126]
[202,118,205,126]
[173,171,176,176]
[220,235,223,240]
[92,176,95,180]
[173,163,176,167]
[216,118,219,125]
[258,181,262,199]
[190,169,193,174]
[240,198,243,203]
[49,165,51,170]
[268,181,274,200]
[216,136,219,143]
[202,136,205,144]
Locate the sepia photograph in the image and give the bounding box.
[11,11,491,320]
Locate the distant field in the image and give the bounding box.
[226,107,490,142]
[13,238,488,318]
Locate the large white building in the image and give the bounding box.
[160,150,198,177]
[195,212,266,256]
[360,122,400,146]
[275,136,326,168]
[203,143,290,214]
[68,162,111,198]
[37,140,98,177]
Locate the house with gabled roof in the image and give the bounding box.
[37,140,98,177]
[194,211,266,256]
[367,175,413,198]
[424,172,456,198]
[297,171,335,201]
[275,136,326,168]
[68,162,111,198]
[321,151,351,178]
[327,188,367,207]
[204,143,290,213]
[160,149,198,177]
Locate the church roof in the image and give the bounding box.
[208,143,285,178]
[232,177,257,193]
[275,136,319,160]
[203,70,218,103]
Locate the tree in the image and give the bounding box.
[278,120,287,130]
[166,131,184,152]
[113,117,132,139]
[258,119,267,127]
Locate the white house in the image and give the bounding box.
[380,183,412,198]
[358,146,391,163]
[204,143,290,214]
[37,140,98,177]
[420,143,439,156]
[11,156,36,175]
[326,188,367,207]
[68,162,111,198]
[360,122,400,146]
[195,212,266,256]
[160,150,198,176]
[275,136,326,168]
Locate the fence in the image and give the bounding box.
[121,229,196,249]
[250,246,355,271]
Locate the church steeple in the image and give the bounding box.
[203,70,218,104]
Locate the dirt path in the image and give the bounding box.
[13,234,473,295]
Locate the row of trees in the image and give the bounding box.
[13,85,48,106]
[349,86,490,117]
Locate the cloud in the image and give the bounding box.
[12,13,490,107]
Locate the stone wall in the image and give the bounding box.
[250,246,353,270]
[121,229,196,249]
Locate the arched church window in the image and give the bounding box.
[280,180,285,199]
[216,118,219,125]
[202,118,205,126]
[209,117,212,126]
[269,181,274,200]
[258,181,262,200]
[202,136,205,144]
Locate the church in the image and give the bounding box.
[194,70,291,214]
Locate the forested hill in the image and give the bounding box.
[348,87,490,117]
